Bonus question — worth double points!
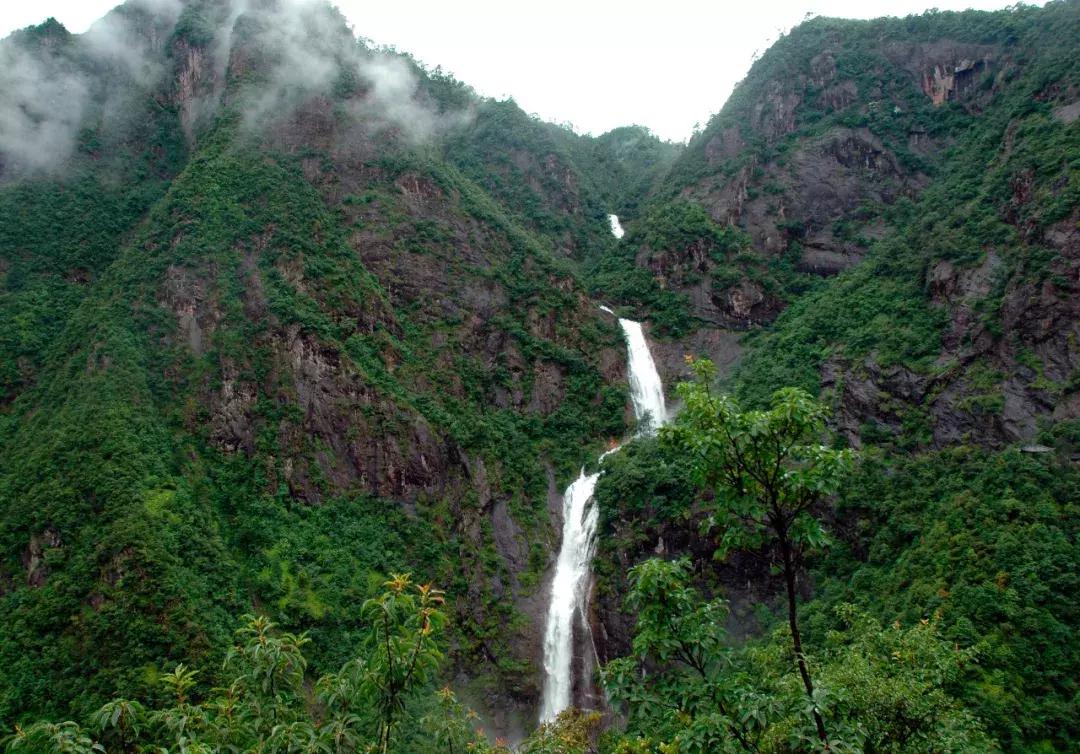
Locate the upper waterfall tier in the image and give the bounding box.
[608,214,625,239]
[619,318,667,434]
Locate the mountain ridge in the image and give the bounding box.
[0,1,1077,750]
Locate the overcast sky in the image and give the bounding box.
[0,0,1046,142]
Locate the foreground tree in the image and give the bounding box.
[3,569,619,753]
[2,574,484,754]
[522,708,602,754]
[662,358,855,746]
[599,558,755,754]
[360,575,447,754]
[600,559,997,753]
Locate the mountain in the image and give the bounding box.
[0,0,684,732]
[623,2,1080,447]
[0,0,1077,751]
[589,3,1080,751]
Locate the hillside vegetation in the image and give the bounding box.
[0,0,1078,752]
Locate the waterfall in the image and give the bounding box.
[619,319,667,434]
[538,466,603,722]
[608,214,625,239]
[539,310,667,722]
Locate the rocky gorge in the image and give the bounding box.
[0,1,1078,750]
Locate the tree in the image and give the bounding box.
[600,558,757,754]
[662,358,855,747]
[2,575,460,754]
[600,559,996,753]
[3,721,103,754]
[813,605,995,753]
[520,708,602,754]
[360,574,447,754]
[420,686,499,754]
[2,570,620,754]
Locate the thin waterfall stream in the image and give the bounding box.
[607,214,626,239]
[539,216,668,722]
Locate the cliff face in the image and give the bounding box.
[587,5,1080,750]
[0,0,663,726]
[1,0,1078,742]
[628,2,1080,451]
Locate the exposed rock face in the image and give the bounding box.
[704,126,744,166]
[751,80,802,142]
[718,279,782,327]
[268,327,450,504]
[653,36,945,324]
[170,39,212,144]
[208,358,259,453]
[396,171,444,203]
[651,118,921,328]
[637,226,786,328]
[821,79,858,111]
[884,40,1000,108]
[22,528,62,587]
[159,263,219,356]
[1053,99,1080,124]
[821,206,1080,450]
[693,126,919,271]
[650,326,743,389]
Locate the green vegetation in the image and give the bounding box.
[732,230,947,406]
[0,5,634,726]
[2,0,1079,752]
[594,376,1080,752]
[558,125,681,222]
[664,360,856,745]
[682,0,1080,414]
[1,575,614,754]
[811,443,1080,751]
[2,575,567,754]
[601,559,994,753]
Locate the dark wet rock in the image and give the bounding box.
[650,325,744,390]
[22,528,61,588]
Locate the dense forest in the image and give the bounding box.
[0,0,1077,751]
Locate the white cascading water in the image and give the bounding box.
[540,237,667,721]
[537,461,605,722]
[619,318,667,433]
[608,214,625,239]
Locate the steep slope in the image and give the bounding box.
[0,0,651,729]
[721,3,1080,451]
[0,8,188,408]
[589,3,1080,751]
[622,1,1080,448]
[2,0,1078,749]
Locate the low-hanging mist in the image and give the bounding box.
[0,0,474,174]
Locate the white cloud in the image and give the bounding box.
[0,0,467,170]
[0,0,1050,144]
[0,42,89,171]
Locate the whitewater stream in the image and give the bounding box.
[607,214,626,239]
[539,217,667,722]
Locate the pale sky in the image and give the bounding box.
[0,0,1047,142]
